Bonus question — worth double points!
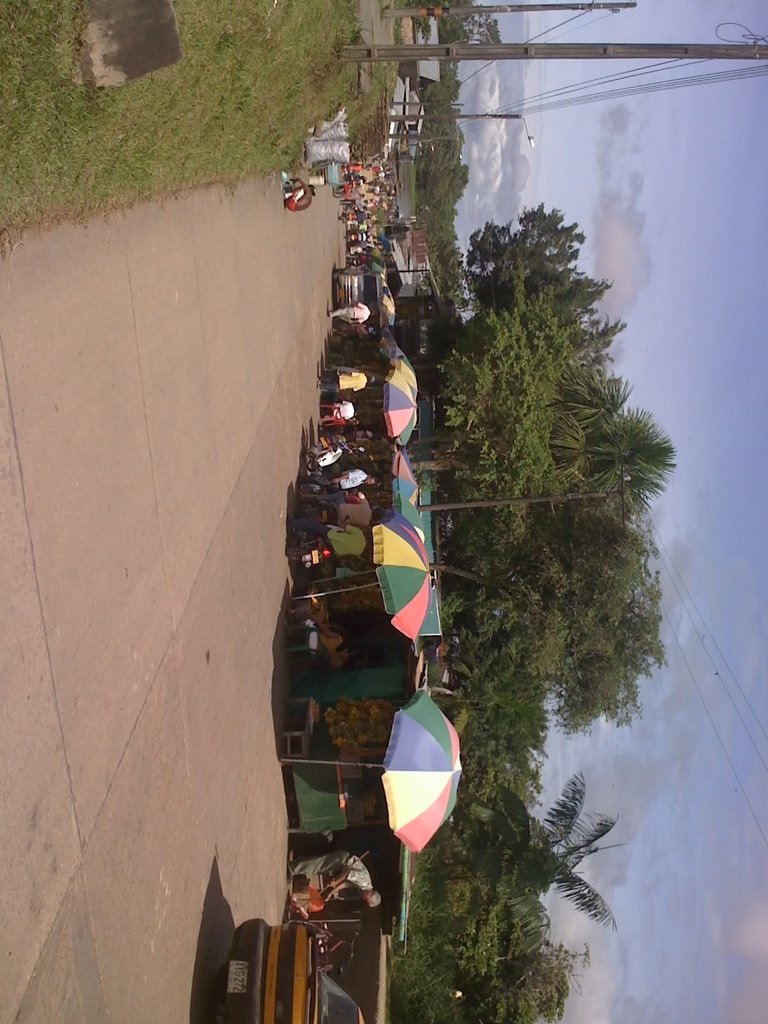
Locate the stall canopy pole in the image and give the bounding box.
[289,581,380,601]
[281,757,383,769]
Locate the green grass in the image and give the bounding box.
[0,0,376,229]
[389,848,462,1024]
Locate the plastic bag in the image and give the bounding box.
[305,139,351,165]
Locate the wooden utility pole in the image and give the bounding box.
[342,41,768,62]
[418,489,618,512]
[382,3,636,17]
[389,111,526,121]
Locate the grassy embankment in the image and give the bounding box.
[0,0,392,230]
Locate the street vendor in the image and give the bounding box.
[318,367,378,394]
[332,468,377,491]
[298,468,376,496]
[289,852,381,911]
[336,499,385,530]
[328,302,371,325]
[319,400,356,427]
[287,520,366,559]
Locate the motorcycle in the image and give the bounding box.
[283,176,315,212]
[305,435,365,474]
[294,489,339,520]
[287,534,334,577]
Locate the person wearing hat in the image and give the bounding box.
[289,852,381,911]
[318,367,378,394]
[328,302,371,325]
[319,400,356,427]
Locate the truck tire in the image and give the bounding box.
[212,965,229,1024]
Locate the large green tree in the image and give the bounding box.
[442,500,665,731]
[440,292,571,496]
[464,206,625,366]
[436,293,666,731]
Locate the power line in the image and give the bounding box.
[661,603,768,854]
[490,58,701,112]
[458,7,641,147]
[526,8,590,44]
[460,8,596,91]
[460,57,709,141]
[654,542,768,776]
[459,56,695,140]
[521,62,768,113]
[654,528,768,747]
[461,59,496,86]
[530,6,615,43]
[459,61,768,138]
[460,7,613,140]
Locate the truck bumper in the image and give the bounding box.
[222,918,271,1024]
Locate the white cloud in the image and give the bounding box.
[561,931,616,1024]
[456,62,529,244]
[726,891,768,1024]
[592,105,653,317]
[730,899,768,959]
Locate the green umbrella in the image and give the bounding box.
[393,490,426,539]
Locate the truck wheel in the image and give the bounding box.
[212,965,229,1024]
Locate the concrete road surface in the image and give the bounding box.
[0,179,343,1023]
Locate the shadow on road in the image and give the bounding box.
[189,857,235,1024]
[270,577,292,743]
[271,326,346,768]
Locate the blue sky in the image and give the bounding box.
[455,2,768,1021]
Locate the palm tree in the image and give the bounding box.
[526,771,618,930]
[551,365,676,509]
[470,772,618,931]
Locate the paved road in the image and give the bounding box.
[0,179,343,1023]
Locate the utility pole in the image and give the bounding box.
[342,40,768,62]
[417,489,619,512]
[388,135,464,140]
[382,3,636,17]
[389,111,526,121]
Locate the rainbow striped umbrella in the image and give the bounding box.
[382,691,462,853]
[391,451,425,538]
[391,448,419,506]
[393,493,426,541]
[379,328,402,361]
[372,510,431,640]
[392,353,418,395]
[383,365,417,445]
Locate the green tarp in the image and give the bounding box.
[291,664,406,705]
[292,764,346,832]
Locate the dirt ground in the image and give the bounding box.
[0,179,344,1023]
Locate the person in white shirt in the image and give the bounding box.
[298,469,378,506]
[328,302,371,324]
[334,468,375,490]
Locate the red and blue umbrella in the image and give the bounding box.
[381,690,462,853]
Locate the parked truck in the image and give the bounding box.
[214,918,364,1024]
[333,267,382,312]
